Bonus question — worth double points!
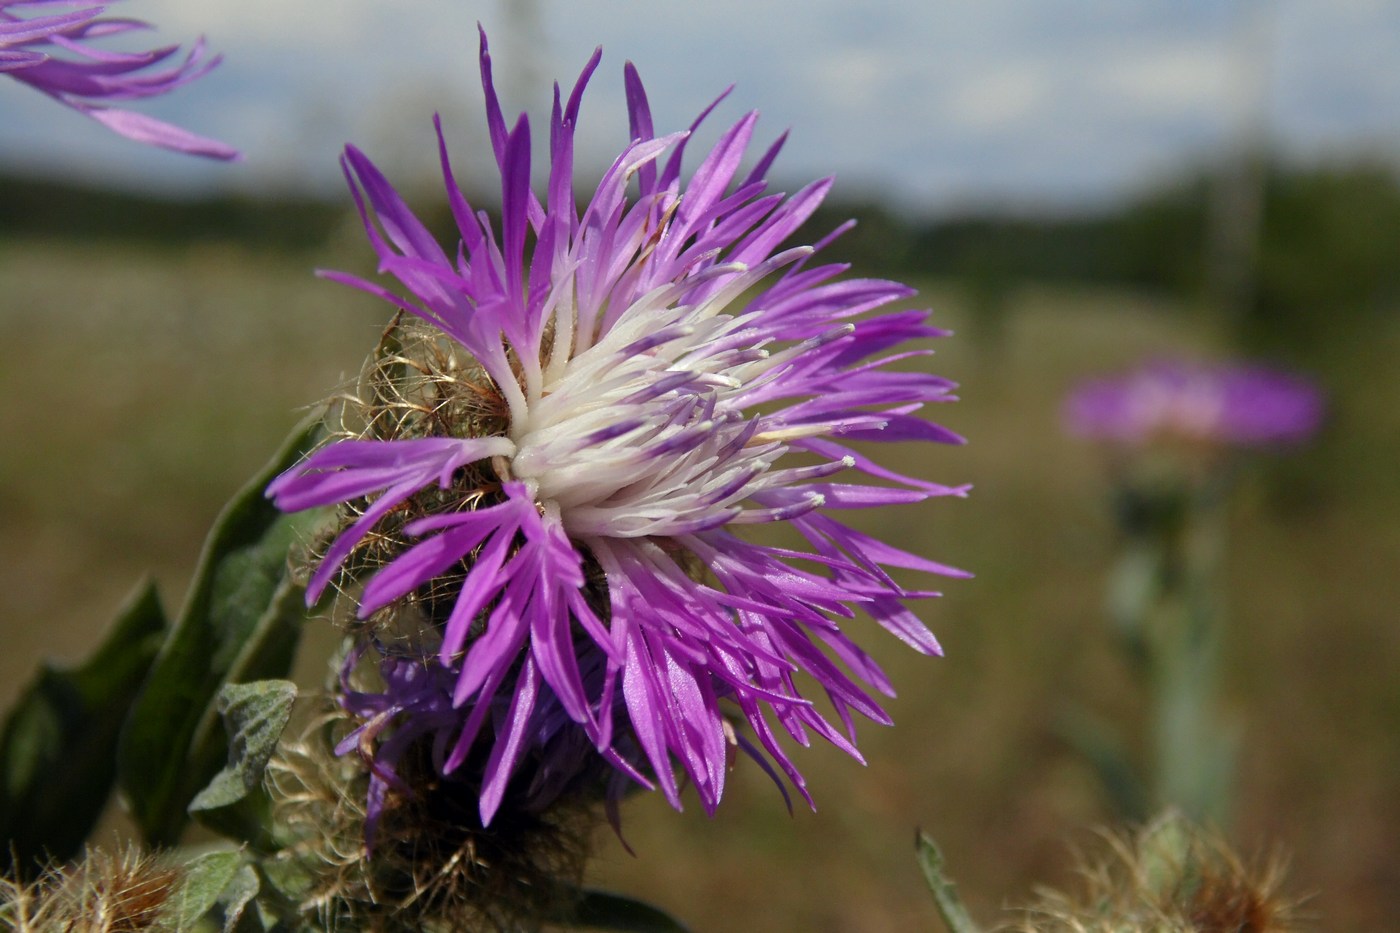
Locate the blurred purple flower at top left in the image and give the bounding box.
[1,0,238,159]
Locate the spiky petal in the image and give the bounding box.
[0,0,238,158]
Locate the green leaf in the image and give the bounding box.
[0,580,166,875]
[188,680,297,848]
[1055,706,1151,822]
[1135,811,1196,899]
[119,418,322,846]
[158,849,246,932]
[1106,542,1163,669]
[216,863,261,933]
[915,831,982,933]
[565,889,692,932]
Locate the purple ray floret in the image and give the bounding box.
[1065,358,1324,448]
[1,0,237,158]
[269,28,968,828]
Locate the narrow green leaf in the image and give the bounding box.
[1106,543,1163,669]
[190,681,298,811]
[567,889,692,932]
[252,855,316,928]
[915,831,982,933]
[0,580,166,875]
[1056,707,1151,822]
[216,863,261,933]
[119,418,322,846]
[158,849,246,932]
[188,680,297,848]
[1134,810,1197,900]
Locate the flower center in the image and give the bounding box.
[507,322,769,539]
[501,264,846,540]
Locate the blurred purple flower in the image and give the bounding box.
[269,29,967,828]
[1,0,237,159]
[1065,358,1324,449]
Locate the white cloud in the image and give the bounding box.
[137,0,394,46]
[805,48,889,113]
[1106,43,1230,116]
[943,65,1049,132]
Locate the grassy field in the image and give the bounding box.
[2,237,1397,930]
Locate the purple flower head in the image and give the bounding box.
[1,0,238,159]
[1065,358,1324,450]
[269,29,968,830]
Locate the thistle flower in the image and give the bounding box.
[1008,811,1296,933]
[0,846,183,932]
[1064,359,1323,451]
[268,28,968,829]
[0,0,237,159]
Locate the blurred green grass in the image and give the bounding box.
[2,237,1397,931]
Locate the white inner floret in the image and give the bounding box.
[505,255,844,539]
[1130,374,1225,442]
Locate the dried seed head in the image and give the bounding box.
[1,846,181,933]
[268,705,596,933]
[1007,812,1297,933]
[299,314,520,645]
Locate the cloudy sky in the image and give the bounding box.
[4,0,1399,214]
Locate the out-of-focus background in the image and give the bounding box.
[3,1,1398,929]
